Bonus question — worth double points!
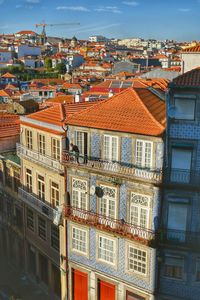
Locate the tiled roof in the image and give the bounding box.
[173,67,200,87]
[1,72,16,78]
[182,44,200,53]
[16,30,36,35]
[0,90,11,97]
[66,88,166,136]
[0,113,20,138]
[45,95,74,104]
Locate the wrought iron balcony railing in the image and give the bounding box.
[63,205,156,246]
[164,168,200,186]
[18,187,56,221]
[159,228,200,247]
[62,151,162,183]
[17,143,63,173]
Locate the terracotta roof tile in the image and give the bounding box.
[66,88,166,136]
[1,72,16,78]
[173,67,200,87]
[0,113,20,138]
[182,44,200,53]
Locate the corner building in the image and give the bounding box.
[62,88,166,300]
[159,67,200,299]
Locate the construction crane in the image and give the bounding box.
[35,22,80,36]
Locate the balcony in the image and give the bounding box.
[164,168,200,187]
[63,205,156,246]
[159,228,200,248]
[62,151,162,184]
[18,187,57,221]
[17,143,63,173]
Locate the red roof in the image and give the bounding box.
[66,88,166,136]
[0,113,20,138]
[173,67,200,87]
[1,72,16,78]
[16,30,36,35]
[182,44,200,53]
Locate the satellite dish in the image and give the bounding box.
[90,185,96,196]
[168,106,177,118]
[95,186,104,198]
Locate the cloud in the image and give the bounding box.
[178,8,191,12]
[122,1,139,6]
[56,6,90,12]
[94,6,121,13]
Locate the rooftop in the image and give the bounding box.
[173,67,200,87]
[66,88,166,137]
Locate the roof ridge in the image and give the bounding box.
[132,88,165,131]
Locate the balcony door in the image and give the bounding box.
[75,131,88,163]
[171,148,192,183]
[167,202,188,242]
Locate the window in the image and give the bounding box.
[51,182,59,208]
[75,131,87,156]
[164,256,184,279]
[25,129,33,149]
[98,235,115,264]
[71,226,87,254]
[14,169,20,192]
[26,169,32,192]
[72,178,87,210]
[103,135,118,161]
[27,208,34,231]
[174,98,195,120]
[136,140,153,168]
[6,167,12,188]
[38,217,46,240]
[52,138,60,160]
[128,246,147,275]
[130,193,150,228]
[99,185,117,219]
[37,174,45,201]
[38,134,45,155]
[51,225,59,251]
[196,260,200,281]
[171,148,192,183]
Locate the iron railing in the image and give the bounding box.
[18,187,56,220]
[160,228,200,247]
[164,168,200,186]
[17,143,63,173]
[63,205,156,245]
[62,151,162,183]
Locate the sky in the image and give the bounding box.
[0,0,200,41]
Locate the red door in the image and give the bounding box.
[99,280,115,300]
[73,269,88,300]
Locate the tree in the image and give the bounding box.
[44,57,52,70]
[55,62,66,74]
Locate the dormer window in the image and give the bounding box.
[174,97,195,120]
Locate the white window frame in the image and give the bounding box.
[75,131,85,156]
[127,244,147,276]
[136,140,153,169]
[37,174,45,201]
[130,192,150,229]
[38,133,45,155]
[26,168,32,192]
[99,184,117,219]
[25,129,33,149]
[97,234,117,266]
[51,138,61,160]
[103,135,119,162]
[71,225,88,256]
[51,181,59,208]
[71,178,88,210]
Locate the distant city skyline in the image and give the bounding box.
[0,0,200,41]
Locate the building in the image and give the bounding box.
[159,67,200,299]
[89,36,108,43]
[181,44,200,73]
[62,88,166,299]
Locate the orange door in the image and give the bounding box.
[99,280,115,300]
[73,269,88,300]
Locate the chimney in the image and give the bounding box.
[75,93,81,103]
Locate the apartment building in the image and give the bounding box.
[62,88,166,300]
[17,104,66,299]
[159,68,200,299]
